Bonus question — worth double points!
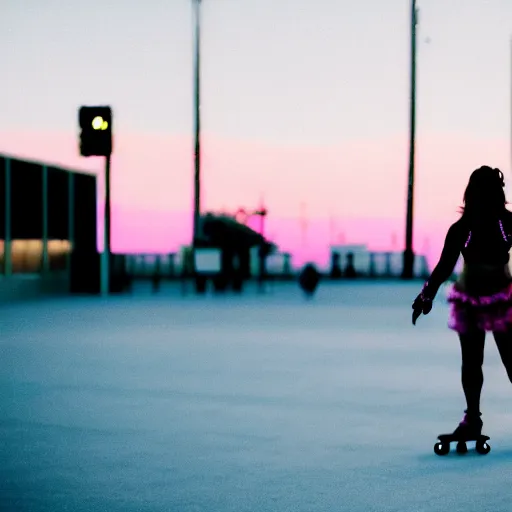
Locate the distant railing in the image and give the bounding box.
[329,251,430,279]
[122,250,430,281]
[124,253,178,279]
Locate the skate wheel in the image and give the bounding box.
[456,441,468,454]
[434,442,450,456]
[475,440,491,455]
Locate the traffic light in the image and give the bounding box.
[79,106,113,157]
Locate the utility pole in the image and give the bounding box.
[402,0,418,279]
[192,0,202,248]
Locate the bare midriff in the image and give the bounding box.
[456,263,512,296]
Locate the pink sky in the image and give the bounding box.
[2,0,511,272]
[1,131,510,269]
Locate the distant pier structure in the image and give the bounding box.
[125,243,430,283]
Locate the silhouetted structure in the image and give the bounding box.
[0,154,126,300]
[192,0,202,248]
[368,253,376,277]
[344,252,357,278]
[330,252,343,279]
[188,213,273,293]
[403,0,418,279]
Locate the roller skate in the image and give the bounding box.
[434,411,490,456]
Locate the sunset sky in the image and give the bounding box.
[1,0,511,268]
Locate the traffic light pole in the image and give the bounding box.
[402,0,417,280]
[101,155,111,297]
[78,105,112,296]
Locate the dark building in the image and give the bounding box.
[176,213,275,292]
[0,154,101,300]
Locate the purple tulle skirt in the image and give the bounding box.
[447,283,512,333]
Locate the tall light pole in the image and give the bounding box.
[192,0,202,248]
[402,0,418,279]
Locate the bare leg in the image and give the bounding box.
[492,329,512,383]
[458,330,486,415]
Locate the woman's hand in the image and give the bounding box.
[412,294,433,325]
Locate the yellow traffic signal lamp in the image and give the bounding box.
[79,106,113,157]
[92,116,109,131]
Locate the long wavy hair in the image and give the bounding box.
[459,166,508,221]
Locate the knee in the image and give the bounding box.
[461,361,484,378]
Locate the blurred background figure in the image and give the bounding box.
[298,262,320,297]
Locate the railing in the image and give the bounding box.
[122,251,430,280]
[0,247,428,280]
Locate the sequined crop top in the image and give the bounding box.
[421,213,512,300]
[461,218,512,265]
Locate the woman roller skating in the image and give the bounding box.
[413,166,512,448]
